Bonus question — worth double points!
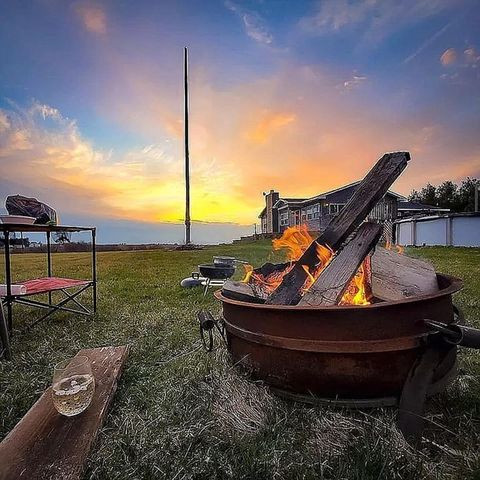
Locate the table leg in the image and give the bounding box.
[46,231,52,306]
[4,231,13,333]
[92,228,97,313]
[0,298,11,360]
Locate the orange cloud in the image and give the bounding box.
[440,47,457,66]
[89,57,479,213]
[75,4,107,35]
[246,111,297,144]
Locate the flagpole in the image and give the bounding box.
[184,46,191,245]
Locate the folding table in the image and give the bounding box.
[0,224,97,340]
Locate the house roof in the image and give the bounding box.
[398,200,450,212]
[268,181,405,212]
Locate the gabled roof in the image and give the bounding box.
[269,181,405,211]
[318,180,406,200]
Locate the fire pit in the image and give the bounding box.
[210,152,480,442]
[216,273,462,402]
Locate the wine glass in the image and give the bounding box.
[52,355,95,416]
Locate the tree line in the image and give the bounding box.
[409,177,478,212]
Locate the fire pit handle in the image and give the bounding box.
[424,305,480,350]
[197,310,226,352]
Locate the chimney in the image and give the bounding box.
[265,189,280,234]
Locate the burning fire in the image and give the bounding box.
[385,240,404,254]
[339,256,372,306]
[242,224,372,305]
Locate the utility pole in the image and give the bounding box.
[184,46,191,245]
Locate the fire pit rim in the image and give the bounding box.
[214,273,463,310]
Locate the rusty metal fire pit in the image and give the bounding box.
[215,273,463,404]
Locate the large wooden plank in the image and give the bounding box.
[299,222,382,306]
[0,346,128,480]
[266,151,410,305]
[371,247,439,301]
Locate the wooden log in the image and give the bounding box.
[299,222,382,306]
[371,247,438,301]
[222,280,267,303]
[253,262,289,277]
[266,151,410,305]
[0,346,128,480]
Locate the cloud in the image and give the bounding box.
[464,47,480,66]
[225,1,273,45]
[440,47,457,65]
[75,4,107,35]
[300,0,457,45]
[91,54,479,210]
[0,101,246,224]
[3,55,478,229]
[0,111,10,132]
[440,45,480,83]
[342,74,367,90]
[247,111,296,144]
[403,20,453,64]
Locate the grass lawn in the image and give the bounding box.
[1,242,479,479]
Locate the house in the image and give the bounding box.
[397,200,450,218]
[259,182,405,234]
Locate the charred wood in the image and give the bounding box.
[299,222,382,306]
[222,280,267,303]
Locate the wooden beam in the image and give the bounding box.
[371,247,438,301]
[266,151,410,305]
[0,346,128,480]
[222,280,267,303]
[299,222,382,306]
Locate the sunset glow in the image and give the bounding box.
[0,1,479,242]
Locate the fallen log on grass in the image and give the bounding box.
[299,222,382,306]
[266,151,410,305]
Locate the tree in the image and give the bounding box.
[436,181,457,210]
[409,183,437,205]
[457,177,478,212]
[409,177,479,212]
[53,231,72,244]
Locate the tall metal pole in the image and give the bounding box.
[184,46,191,245]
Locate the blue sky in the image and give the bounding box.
[0,0,479,244]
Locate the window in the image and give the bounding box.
[329,203,346,215]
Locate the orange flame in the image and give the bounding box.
[242,224,333,295]
[385,240,404,255]
[242,224,371,305]
[339,256,372,305]
[272,224,314,262]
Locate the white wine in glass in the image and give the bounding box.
[52,356,95,417]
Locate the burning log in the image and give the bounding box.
[371,247,439,301]
[299,222,382,306]
[222,280,267,303]
[266,151,410,305]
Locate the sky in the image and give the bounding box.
[0,0,479,244]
